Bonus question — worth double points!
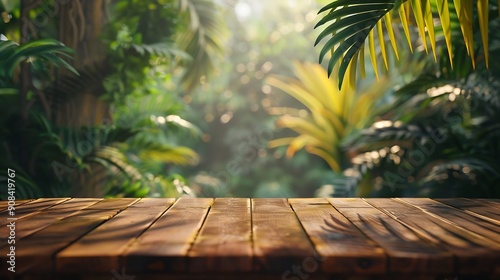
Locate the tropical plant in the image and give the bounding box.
[0,39,77,95]
[0,38,79,198]
[0,0,226,199]
[345,75,500,198]
[266,61,389,172]
[339,5,500,198]
[315,0,498,88]
[181,0,341,198]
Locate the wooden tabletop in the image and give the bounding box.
[0,198,499,280]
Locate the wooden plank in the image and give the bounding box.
[328,198,453,274]
[0,198,101,244]
[436,198,500,225]
[30,272,329,280]
[0,199,34,211]
[474,199,500,210]
[171,197,213,208]
[252,198,315,272]
[366,198,500,274]
[80,197,139,210]
[328,198,374,208]
[189,198,252,272]
[124,197,213,273]
[399,198,500,244]
[0,198,139,275]
[252,198,293,213]
[0,208,119,275]
[212,197,250,210]
[289,198,386,274]
[56,198,175,273]
[0,198,71,225]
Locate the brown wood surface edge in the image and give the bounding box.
[55,198,176,273]
[0,198,103,246]
[0,198,72,225]
[365,198,500,274]
[252,198,316,273]
[397,198,500,245]
[328,198,454,274]
[188,198,252,273]
[0,199,35,211]
[123,197,213,273]
[0,198,499,277]
[435,198,500,225]
[289,198,386,275]
[0,198,148,276]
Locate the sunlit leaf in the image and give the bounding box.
[411,0,428,53]
[368,30,380,81]
[359,43,366,79]
[266,62,389,173]
[454,0,475,68]
[423,0,437,61]
[477,0,489,68]
[384,12,399,60]
[377,20,389,69]
[398,3,413,52]
[315,0,496,88]
[436,0,453,66]
[316,1,393,88]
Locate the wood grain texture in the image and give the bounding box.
[0,199,34,211]
[0,198,498,279]
[0,209,119,275]
[474,199,500,210]
[252,198,316,272]
[289,198,386,274]
[0,198,101,244]
[56,198,175,273]
[367,198,500,274]
[399,198,500,244]
[0,198,71,225]
[124,197,213,273]
[329,198,453,274]
[189,198,252,273]
[0,198,138,275]
[436,198,500,225]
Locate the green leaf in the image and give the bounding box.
[315,1,394,86]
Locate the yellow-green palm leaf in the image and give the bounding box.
[266,62,387,172]
[316,0,494,89]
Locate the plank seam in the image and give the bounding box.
[395,198,500,245]
[185,200,213,257]
[47,198,142,273]
[435,199,500,226]
[286,198,323,272]
[118,198,178,262]
[327,200,390,254]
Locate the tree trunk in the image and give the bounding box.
[56,0,110,127]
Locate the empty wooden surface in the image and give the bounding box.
[0,198,499,280]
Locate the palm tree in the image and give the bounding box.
[315,0,497,89]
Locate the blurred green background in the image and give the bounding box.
[1,0,499,199]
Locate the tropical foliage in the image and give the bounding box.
[330,0,500,198]
[0,0,225,199]
[315,0,498,88]
[267,61,389,172]
[182,0,336,198]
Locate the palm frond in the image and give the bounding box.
[316,0,496,89]
[130,42,191,60]
[0,39,77,79]
[176,0,228,93]
[266,62,388,172]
